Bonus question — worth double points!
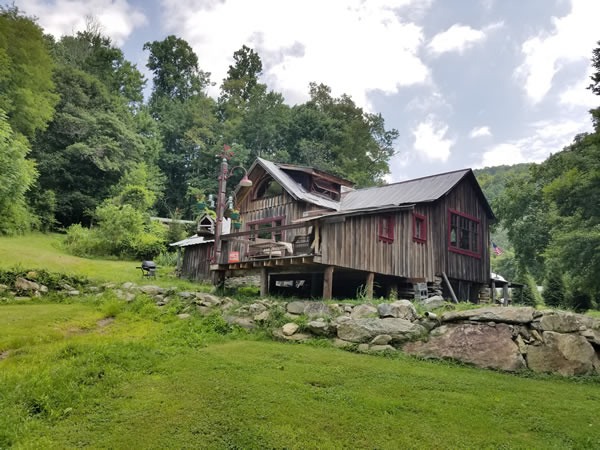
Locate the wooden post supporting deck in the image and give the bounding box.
[323,266,334,300]
[365,272,375,299]
[491,280,496,304]
[260,267,269,297]
[503,284,509,306]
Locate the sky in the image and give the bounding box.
[11,0,600,182]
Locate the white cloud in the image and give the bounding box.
[477,116,593,168]
[469,126,492,138]
[516,0,600,103]
[159,0,431,109]
[413,116,454,162]
[559,69,597,108]
[479,143,525,167]
[17,0,147,46]
[427,22,502,55]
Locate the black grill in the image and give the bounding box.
[137,261,159,279]
[141,261,157,270]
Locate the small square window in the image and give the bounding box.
[378,215,394,243]
[413,213,427,243]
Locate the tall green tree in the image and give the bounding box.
[542,263,566,307]
[145,36,233,218]
[0,110,38,234]
[32,66,148,226]
[286,83,398,186]
[219,45,263,118]
[0,6,58,140]
[53,26,145,105]
[144,35,210,102]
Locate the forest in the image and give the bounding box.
[1,6,599,310]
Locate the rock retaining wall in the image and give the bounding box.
[3,273,599,377]
[274,300,600,376]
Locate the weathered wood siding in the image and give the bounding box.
[431,177,490,283]
[320,205,435,280]
[320,177,490,284]
[219,165,323,263]
[181,243,212,280]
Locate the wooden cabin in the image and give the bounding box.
[186,157,495,301]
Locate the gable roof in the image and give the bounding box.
[241,158,494,219]
[341,169,495,219]
[243,158,342,210]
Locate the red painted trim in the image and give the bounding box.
[378,214,394,243]
[413,212,427,244]
[447,209,481,258]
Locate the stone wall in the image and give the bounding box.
[273,299,600,376]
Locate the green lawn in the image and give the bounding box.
[0,232,207,290]
[1,300,599,449]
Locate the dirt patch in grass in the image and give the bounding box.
[0,350,9,360]
[97,317,115,329]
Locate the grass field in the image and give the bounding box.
[1,300,600,449]
[2,233,600,448]
[0,232,207,290]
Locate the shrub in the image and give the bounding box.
[542,263,566,307]
[515,267,541,307]
[64,205,166,260]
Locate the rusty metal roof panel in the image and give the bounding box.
[340,169,471,210]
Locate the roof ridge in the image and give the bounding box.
[349,168,472,194]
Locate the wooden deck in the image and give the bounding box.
[210,254,322,272]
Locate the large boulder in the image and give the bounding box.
[403,323,526,372]
[526,331,598,376]
[282,322,299,336]
[197,293,223,306]
[350,303,378,319]
[286,301,308,315]
[536,312,586,333]
[15,277,40,292]
[336,318,426,344]
[303,302,336,318]
[139,285,165,296]
[418,295,446,311]
[273,329,312,342]
[377,300,418,321]
[442,306,537,324]
[580,329,600,346]
[307,320,334,337]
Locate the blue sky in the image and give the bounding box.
[13,0,600,181]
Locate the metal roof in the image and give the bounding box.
[340,169,493,216]
[240,159,494,218]
[170,235,213,247]
[253,157,341,210]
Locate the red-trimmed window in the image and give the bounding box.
[378,215,394,243]
[448,209,480,258]
[413,213,427,243]
[247,216,285,242]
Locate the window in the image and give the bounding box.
[413,213,427,243]
[254,177,283,200]
[378,215,394,243]
[248,217,285,242]
[448,209,480,258]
